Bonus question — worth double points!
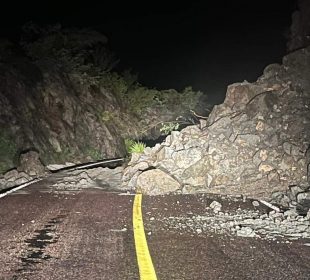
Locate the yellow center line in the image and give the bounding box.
[133,194,158,280]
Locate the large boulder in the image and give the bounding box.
[136,169,181,195]
[17,150,46,177]
[122,46,310,199]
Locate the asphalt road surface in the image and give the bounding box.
[1,182,310,280]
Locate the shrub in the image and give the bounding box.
[87,148,103,160]
[159,122,180,135]
[101,110,115,122]
[21,23,118,89]
[0,131,17,173]
[21,24,207,139]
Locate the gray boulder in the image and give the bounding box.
[136,169,181,195]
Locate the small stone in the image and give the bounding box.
[252,201,260,207]
[236,227,257,237]
[306,210,310,220]
[284,209,298,218]
[210,201,222,213]
[4,169,19,181]
[297,192,310,203]
[228,221,235,228]
[288,185,304,198]
[268,210,276,217]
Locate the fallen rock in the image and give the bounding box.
[0,169,32,191]
[252,200,260,207]
[50,166,124,192]
[46,162,76,171]
[152,196,310,241]
[236,227,258,238]
[0,151,49,191]
[122,46,310,199]
[18,151,46,176]
[210,201,222,213]
[136,169,181,195]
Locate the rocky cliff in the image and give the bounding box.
[287,0,310,51]
[122,46,310,202]
[0,26,204,174]
[0,54,126,173]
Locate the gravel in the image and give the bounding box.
[150,200,310,241]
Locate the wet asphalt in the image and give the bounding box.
[0,182,310,280]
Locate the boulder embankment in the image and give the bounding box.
[122,46,310,205]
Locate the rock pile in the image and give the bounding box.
[0,169,33,191]
[0,151,47,191]
[49,166,124,192]
[122,46,310,202]
[0,165,124,193]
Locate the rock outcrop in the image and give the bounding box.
[0,53,126,173]
[287,0,310,52]
[122,46,310,201]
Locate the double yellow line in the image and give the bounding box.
[133,194,158,280]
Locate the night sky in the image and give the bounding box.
[1,1,296,104]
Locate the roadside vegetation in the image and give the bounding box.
[21,23,204,138]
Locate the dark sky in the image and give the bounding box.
[1,1,296,104]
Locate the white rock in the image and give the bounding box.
[136,169,181,195]
[252,201,260,207]
[210,201,222,213]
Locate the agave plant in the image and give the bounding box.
[125,139,146,154]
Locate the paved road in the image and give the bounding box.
[1,182,310,280]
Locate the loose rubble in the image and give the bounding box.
[0,163,124,194]
[0,169,33,191]
[48,166,124,192]
[0,151,48,191]
[151,199,310,241]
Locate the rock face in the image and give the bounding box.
[122,46,310,199]
[287,0,310,52]
[0,56,126,173]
